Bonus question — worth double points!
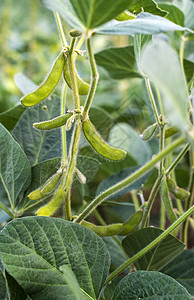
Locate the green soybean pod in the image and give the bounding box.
[63,60,89,95]
[80,220,123,237]
[33,112,73,130]
[36,185,66,216]
[82,119,126,161]
[142,123,157,141]
[160,177,177,223]
[28,169,62,200]
[119,209,143,235]
[166,177,190,200]
[21,52,66,107]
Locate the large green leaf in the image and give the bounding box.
[0,217,110,299]
[109,123,151,165]
[0,124,31,208]
[94,46,141,79]
[161,250,194,295]
[112,271,193,299]
[76,155,100,183]
[96,12,190,35]
[12,96,72,166]
[42,0,132,29]
[0,104,26,131]
[122,227,185,271]
[96,166,150,200]
[141,39,189,131]
[158,4,185,26]
[128,0,167,17]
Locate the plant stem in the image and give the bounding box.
[55,12,68,48]
[159,125,165,175]
[0,202,15,219]
[105,205,194,285]
[166,143,190,176]
[82,38,99,121]
[68,38,80,110]
[63,118,82,220]
[141,175,162,228]
[74,136,186,223]
[61,84,68,165]
[142,74,160,126]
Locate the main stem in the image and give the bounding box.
[74,136,186,223]
[61,84,68,165]
[82,38,99,121]
[105,205,194,284]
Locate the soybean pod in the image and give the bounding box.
[21,52,66,107]
[160,176,177,223]
[82,118,126,161]
[119,209,143,235]
[28,169,63,200]
[33,112,73,130]
[36,184,66,216]
[63,59,89,95]
[166,177,190,200]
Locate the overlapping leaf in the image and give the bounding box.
[122,227,184,271]
[0,217,110,299]
[0,124,31,207]
[112,271,193,299]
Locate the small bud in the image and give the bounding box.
[69,29,82,37]
[142,123,157,140]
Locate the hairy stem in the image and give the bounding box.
[61,84,68,165]
[82,38,99,121]
[105,205,194,284]
[74,136,186,223]
[55,12,68,48]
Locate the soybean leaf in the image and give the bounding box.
[0,268,7,300]
[122,227,185,271]
[42,0,131,30]
[161,250,194,295]
[12,96,72,166]
[112,271,193,300]
[141,40,189,131]
[109,123,151,165]
[103,237,128,270]
[76,155,100,183]
[104,276,124,300]
[177,0,194,29]
[128,0,167,17]
[0,124,31,207]
[0,104,26,131]
[158,4,185,26]
[0,216,110,299]
[42,0,84,30]
[94,46,141,79]
[96,166,150,200]
[96,12,190,35]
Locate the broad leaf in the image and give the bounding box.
[96,12,190,35]
[103,237,128,270]
[109,123,151,165]
[161,250,194,295]
[94,46,141,79]
[0,124,31,207]
[12,96,72,166]
[184,59,194,83]
[0,217,110,299]
[159,4,185,26]
[76,155,100,183]
[96,166,150,200]
[128,0,167,17]
[112,271,193,299]
[122,227,185,271]
[141,39,189,131]
[5,271,28,300]
[0,268,7,300]
[0,104,26,131]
